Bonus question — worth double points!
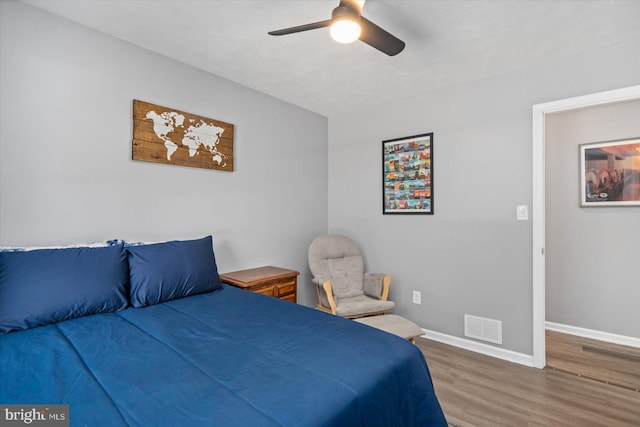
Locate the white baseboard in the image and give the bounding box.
[420,328,535,368]
[546,322,640,349]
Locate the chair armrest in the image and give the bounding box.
[312,275,338,314]
[318,281,337,314]
[363,273,391,301]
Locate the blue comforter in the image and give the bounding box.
[1,285,446,426]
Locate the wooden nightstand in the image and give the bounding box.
[219,266,299,303]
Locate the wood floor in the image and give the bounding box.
[417,338,640,426]
[546,330,640,392]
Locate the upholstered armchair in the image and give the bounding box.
[308,234,395,318]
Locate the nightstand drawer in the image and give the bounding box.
[254,286,277,297]
[275,281,296,297]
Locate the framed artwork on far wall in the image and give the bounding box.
[383,133,433,215]
[579,137,640,207]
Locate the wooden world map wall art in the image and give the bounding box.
[132,99,234,171]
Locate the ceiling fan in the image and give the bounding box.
[268,0,405,56]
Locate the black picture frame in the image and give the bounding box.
[383,133,433,215]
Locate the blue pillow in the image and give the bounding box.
[127,236,222,308]
[0,244,129,334]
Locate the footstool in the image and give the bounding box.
[354,314,424,343]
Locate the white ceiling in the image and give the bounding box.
[22,0,640,117]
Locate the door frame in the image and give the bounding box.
[531,85,640,369]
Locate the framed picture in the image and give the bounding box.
[383,133,433,214]
[579,137,640,207]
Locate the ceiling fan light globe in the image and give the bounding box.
[330,19,361,44]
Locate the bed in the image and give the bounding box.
[0,237,446,426]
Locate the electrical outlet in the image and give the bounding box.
[412,290,421,304]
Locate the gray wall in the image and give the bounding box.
[545,100,640,338]
[328,40,640,355]
[0,1,328,307]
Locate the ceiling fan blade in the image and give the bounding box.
[268,20,332,36]
[359,16,405,56]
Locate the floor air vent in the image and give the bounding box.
[464,314,502,344]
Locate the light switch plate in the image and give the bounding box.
[516,205,528,221]
[412,290,421,304]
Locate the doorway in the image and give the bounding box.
[531,85,640,369]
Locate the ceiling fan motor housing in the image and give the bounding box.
[332,5,361,23]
